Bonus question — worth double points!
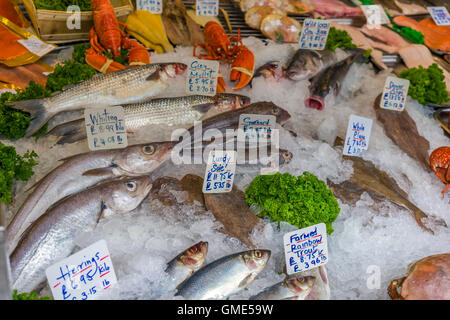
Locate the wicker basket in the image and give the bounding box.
[22,0,134,44]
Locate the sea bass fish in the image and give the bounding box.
[166,241,209,285]
[10,176,152,292]
[175,250,271,299]
[286,49,340,81]
[250,276,315,300]
[7,142,174,254]
[48,94,251,145]
[8,63,187,137]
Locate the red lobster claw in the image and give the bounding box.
[230,47,255,90]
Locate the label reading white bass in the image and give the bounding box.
[361,5,390,28]
[85,106,128,151]
[380,76,410,112]
[284,223,328,275]
[343,114,373,157]
[202,150,236,193]
[17,36,56,57]
[186,58,219,96]
[45,240,117,300]
[427,6,450,26]
[137,0,163,14]
[237,114,276,142]
[299,19,331,51]
[196,0,219,16]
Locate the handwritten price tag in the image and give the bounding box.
[428,6,450,26]
[45,240,117,300]
[202,150,236,193]
[17,35,55,57]
[137,0,163,14]
[284,223,328,275]
[380,76,410,112]
[237,114,276,142]
[343,114,373,157]
[196,0,219,16]
[84,106,128,151]
[361,5,390,29]
[299,19,331,51]
[186,58,219,96]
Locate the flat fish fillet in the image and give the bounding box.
[360,25,410,54]
[393,0,428,15]
[0,63,48,88]
[310,0,363,18]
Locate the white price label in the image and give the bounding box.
[298,19,331,51]
[136,0,163,14]
[343,114,373,157]
[186,58,219,96]
[361,5,390,28]
[284,223,328,275]
[196,0,219,16]
[202,150,236,193]
[17,35,55,57]
[237,114,276,142]
[45,240,117,300]
[380,76,410,112]
[84,106,128,151]
[427,6,450,26]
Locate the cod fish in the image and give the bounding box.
[10,176,152,292]
[166,241,209,285]
[48,94,251,145]
[250,276,315,300]
[7,142,174,254]
[8,63,187,137]
[286,49,340,81]
[175,250,271,300]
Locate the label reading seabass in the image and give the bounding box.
[202,150,236,193]
[299,19,331,51]
[343,114,373,157]
[380,76,410,112]
[186,58,219,96]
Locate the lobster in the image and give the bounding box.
[85,0,150,73]
[430,146,450,196]
[193,21,255,92]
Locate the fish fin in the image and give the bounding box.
[7,98,53,137]
[238,273,255,288]
[82,165,117,177]
[56,131,87,145]
[48,119,84,137]
[192,103,215,113]
[96,201,107,224]
[146,70,161,81]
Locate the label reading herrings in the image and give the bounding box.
[299,19,331,51]
[137,0,163,14]
[380,76,410,112]
[283,223,328,275]
[343,114,373,157]
[196,0,219,16]
[186,58,219,96]
[361,5,390,28]
[428,6,450,26]
[17,36,55,57]
[202,150,236,193]
[45,240,117,300]
[84,106,128,151]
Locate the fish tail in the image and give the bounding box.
[8,98,52,137]
[46,119,86,144]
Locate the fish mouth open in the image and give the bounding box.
[305,96,325,110]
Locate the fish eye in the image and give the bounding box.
[142,145,155,155]
[282,151,291,159]
[298,57,305,65]
[254,250,262,258]
[126,182,137,191]
[271,107,280,115]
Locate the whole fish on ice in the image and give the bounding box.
[250,275,315,300]
[286,49,340,81]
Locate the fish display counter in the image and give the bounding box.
[0,0,449,302]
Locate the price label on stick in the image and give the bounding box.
[380,76,410,112]
[284,223,328,275]
[202,150,236,193]
[427,6,450,26]
[45,240,117,300]
[196,0,219,16]
[343,114,373,157]
[299,19,331,51]
[137,0,163,14]
[84,106,128,151]
[361,5,390,28]
[186,58,219,96]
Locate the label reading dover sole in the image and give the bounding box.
[428,6,450,26]
[45,240,117,300]
[380,76,410,112]
[17,36,55,57]
[85,106,128,151]
[237,114,276,142]
[343,115,373,156]
[361,5,390,28]
[137,0,162,14]
[299,19,331,51]
[202,150,236,193]
[186,58,219,96]
[196,0,219,16]
[284,223,328,275]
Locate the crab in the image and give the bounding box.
[430,146,450,196]
[387,253,450,300]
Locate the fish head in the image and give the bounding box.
[287,51,320,81]
[284,276,315,295]
[160,63,188,79]
[113,141,176,175]
[305,96,325,110]
[279,149,293,165]
[178,241,209,271]
[269,105,291,125]
[242,249,271,271]
[101,176,152,214]
[215,94,251,111]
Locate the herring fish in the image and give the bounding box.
[175,250,271,299]
[250,276,315,300]
[8,63,187,137]
[10,176,152,292]
[48,94,251,145]
[286,49,339,81]
[7,142,174,254]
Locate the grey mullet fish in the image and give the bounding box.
[7,141,175,254]
[250,276,315,300]
[10,176,152,292]
[175,249,270,300]
[8,63,187,137]
[48,94,251,145]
